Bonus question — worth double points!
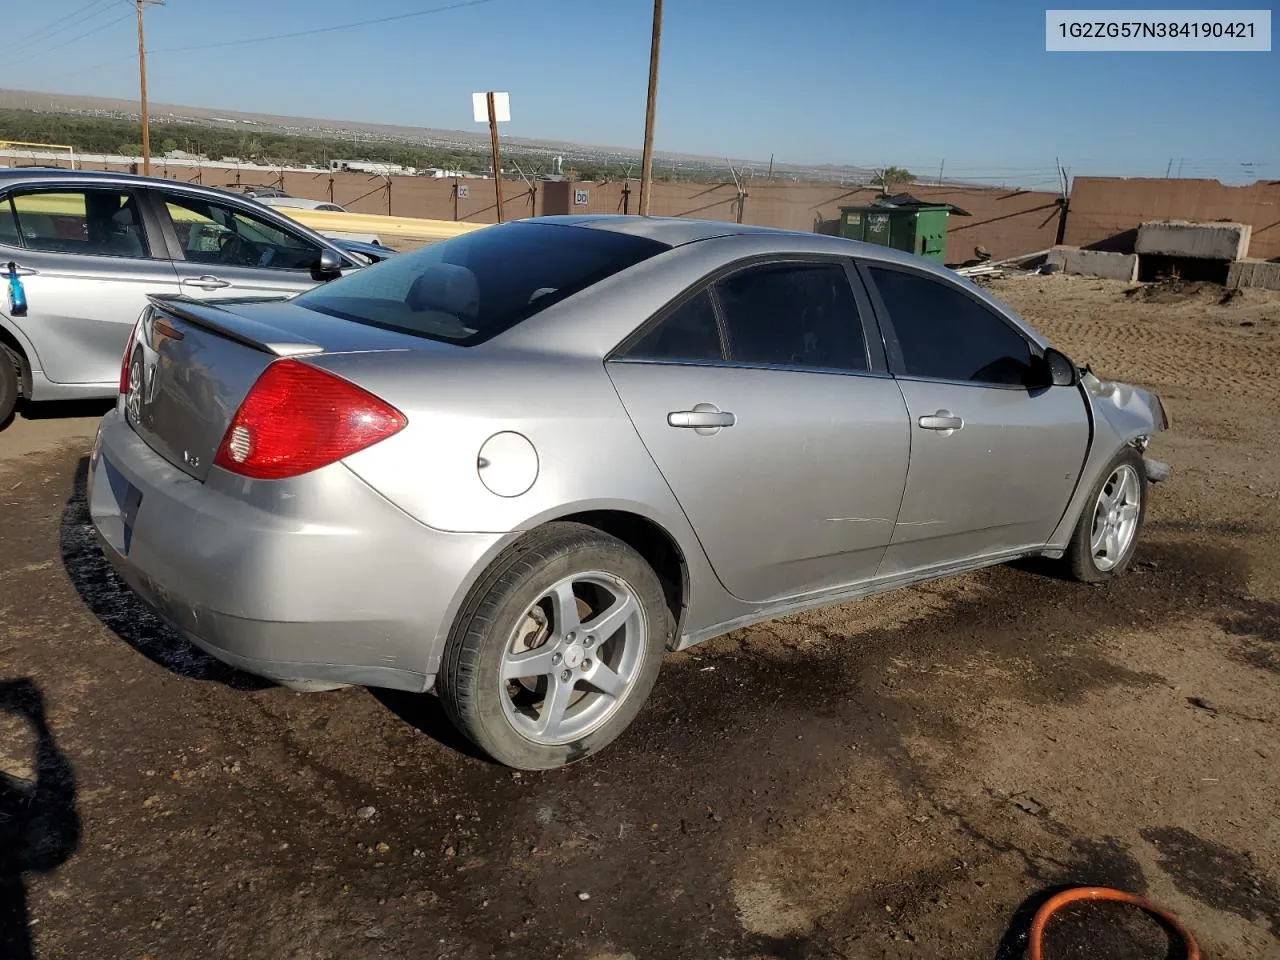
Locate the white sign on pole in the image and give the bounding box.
[457,183,470,200]
[472,91,511,123]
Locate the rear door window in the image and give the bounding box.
[625,290,724,362]
[714,261,869,372]
[295,221,667,346]
[10,189,150,258]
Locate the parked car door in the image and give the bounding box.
[607,259,912,603]
[150,189,347,300]
[0,186,180,385]
[861,262,1090,577]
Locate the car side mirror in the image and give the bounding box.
[317,248,344,278]
[1041,347,1078,387]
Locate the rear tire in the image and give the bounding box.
[438,522,668,770]
[0,346,19,429]
[1062,447,1147,582]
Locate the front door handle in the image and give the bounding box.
[181,275,230,290]
[7,263,38,277]
[668,410,736,428]
[918,410,964,432]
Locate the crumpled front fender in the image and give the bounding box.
[1081,369,1170,442]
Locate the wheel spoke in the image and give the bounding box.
[585,661,627,698]
[1091,522,1108,554]
[534,673,576,738]
[502,646,560,681]
[1119,468,1136,505]
[1119,503,1140,522]
[1101,478,1118,509]
[1104,528,1120,559]
[549,580,582,637]
[582,592,637,645]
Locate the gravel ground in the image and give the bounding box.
[1,275,1277,960]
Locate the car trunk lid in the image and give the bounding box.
[126,295,417,481]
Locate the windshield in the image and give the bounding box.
[293,221,668,345]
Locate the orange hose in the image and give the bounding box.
[1027,886,1200,960]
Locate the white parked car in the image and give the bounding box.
[254,196,383,247]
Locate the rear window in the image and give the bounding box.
[293,221,667,345]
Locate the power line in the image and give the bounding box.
[6,11,135,69]
[153,0,498,55]
[28,0,503,83]
[10,0,117,46]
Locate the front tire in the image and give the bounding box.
[438,523,669,770]
[1063,448,1147,582]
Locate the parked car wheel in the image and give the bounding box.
[439,523,668,769]
[1064,448,1148,582]
[0,346,19,427]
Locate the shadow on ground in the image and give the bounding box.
[0,679,80,960]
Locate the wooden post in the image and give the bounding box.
[638,0,663,216]
[135,1,165,177]
[487,92,505,223]
[136,0,151,176]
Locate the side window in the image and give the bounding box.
[624,290,723,362]
[0,198,20,248]
[713,262,868,372]
[10,190,148,258]
[162,194,322,270]
[868,266,1033,386]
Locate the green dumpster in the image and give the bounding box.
[837,193,970,264]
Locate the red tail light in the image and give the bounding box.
[119,323,139,394]
[214,359,407,480]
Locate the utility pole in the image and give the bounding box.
[487,91,505,222]
[638,0,663,216]
[136,0,165,177]
[473,91,510,222]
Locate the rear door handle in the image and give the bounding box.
[6,263,38,276]
[668,409,736,429]
[918,410,964,432]
[181,275,230,290]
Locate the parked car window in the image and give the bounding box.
[715,261,869,372]
[868,266,1033,386]
[162,194,322,270]
[295,221,666,347]
[0,198,19,248]
[10,190,148,258]
[625,290,723,362]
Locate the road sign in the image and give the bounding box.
[472,92,510,123]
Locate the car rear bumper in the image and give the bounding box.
[88,409,509,691]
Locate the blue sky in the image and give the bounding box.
[7,0,1278,185]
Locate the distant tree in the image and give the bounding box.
[159,137,178,154]
[872,166,916,195]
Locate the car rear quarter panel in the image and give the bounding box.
[317,347,736,638]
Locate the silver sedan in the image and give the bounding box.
[87,215,1170,769]
[0,169,365,427]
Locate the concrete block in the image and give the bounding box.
[1046,246,1139,282]
[1227,259,1280,291]
[1135,220,1251,261]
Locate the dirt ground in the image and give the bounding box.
[1,274,1277,960]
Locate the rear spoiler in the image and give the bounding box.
[146,294,323,358]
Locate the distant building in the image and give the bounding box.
[420,168,477,179]
[329,159,416,177]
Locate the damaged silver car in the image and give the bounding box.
[88,215,1170,769]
